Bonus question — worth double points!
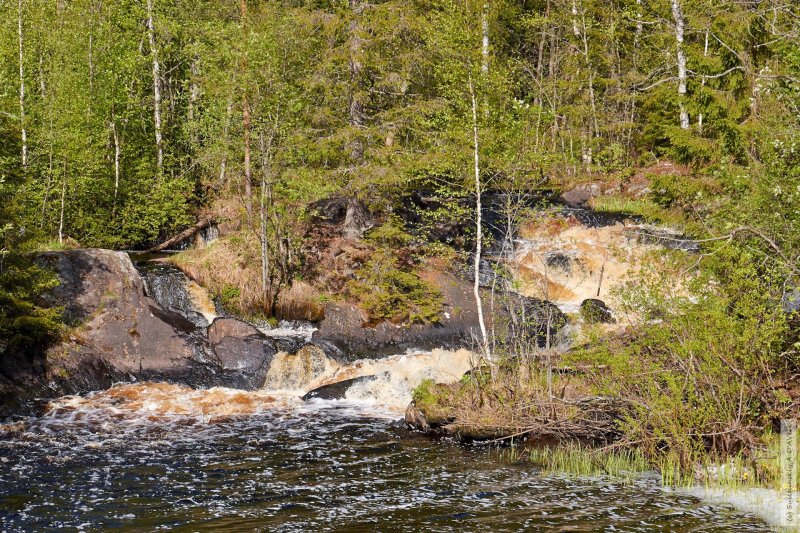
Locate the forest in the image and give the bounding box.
[2,0,800,506]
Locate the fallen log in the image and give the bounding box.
[145,218,213,253]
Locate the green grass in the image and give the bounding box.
[588,195,684,226]
[30,239,80,252]
[495,442,652,482]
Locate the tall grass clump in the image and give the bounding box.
[526,443,650,482]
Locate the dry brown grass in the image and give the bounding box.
[170,234,269,315]
[275,281,326,321]
[414,361,622,443]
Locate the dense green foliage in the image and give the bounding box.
[1,0,797,250]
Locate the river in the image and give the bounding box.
[0,383,771,532]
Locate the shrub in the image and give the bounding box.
[346,250,444,325]
[0,253,62,357]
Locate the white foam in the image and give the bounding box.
[682,486,800,530]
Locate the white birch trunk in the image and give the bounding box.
[18,0,27,168]
[147,0,164,173]
[571,0,580,38]
[481,3,489,75]
[698,29,708,133]
[671,0,690,129]
[469,77,489,358]
[111,121,121,216]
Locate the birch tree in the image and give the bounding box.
[147,0,164,174]
[671,0,690,129]
[17,0,27,168]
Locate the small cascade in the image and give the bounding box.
[31,349,475,418]
[263,347,476,410]
[511,210,691,314]
[322,348,476,407]
[134,256,219,327]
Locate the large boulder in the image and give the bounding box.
[0,249,273,416]
[501,294,568,348]
[580,298,615,324]
[207,318,276,389]
[308,196,374,239]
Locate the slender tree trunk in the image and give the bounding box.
[481,2,489,75]
[147,0,164,174]
[219,99,233,186]
[111,121,121,217]
[38,51,45,99]
[88,1,95,97]
[671,0,690,129]
[348,0,365,164]
[626,0,643,151]
[469,77,489,358]
[240,0,252,215]
[41,111,54,227]
[188,57,200,146]
[18,0,27,168]
[258,130,274,309]
[242,97,252,213]
[698,29,708,133]
[58,164,67,244]
[571,0,580,38]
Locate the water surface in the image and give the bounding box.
[0,384,771,532]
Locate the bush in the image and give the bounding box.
[346,250,444,325]
[567,246,789,470]
[0,253,62,357]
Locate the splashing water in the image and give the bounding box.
[0,345,773,531]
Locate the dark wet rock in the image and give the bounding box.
[272,337,307,354]
[207,318,277,390]
[309,196,374,239]
[139,263,209,328]
[301,374,379,401]
[404,402,432,432]
[545,252,573,273]
[503,295,568,347]
[464,258,508,289]
[580,299,615,324]
[0,249,277,416]
[396,189,555,253]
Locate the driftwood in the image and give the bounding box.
[145,219,213,253]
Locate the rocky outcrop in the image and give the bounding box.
[302,375,378,401]
[309,196,375,239]
[0,249,275,416]
[207,318,277,389]
[140,262,211,328]
[312,266,568,359]
[312,269,491,359]
[580,298,614,324]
